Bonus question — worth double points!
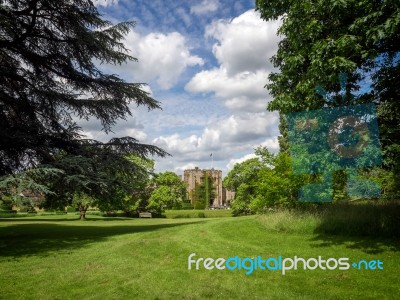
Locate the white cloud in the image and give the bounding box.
[224,96,267,112]
[205,10,281,75]
[225,136,280,171]
[78,109,149,144]
[125,128,148,141]
[176,7,192,27]
[174,163,198,172]
[81,130,94,140]
[140,85,154,97]
[186,69,268,99]
[190,0,219,15]
[260,136,280,152]
[152,112,279,161]
[226,153,258,171]
[125,31,204,89]
[92,0,118,7]
[103,31,203,90]
[185,68,273,113]
[185,10,280,112]
[79,126,148,143]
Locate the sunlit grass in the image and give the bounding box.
[0,212,399,299]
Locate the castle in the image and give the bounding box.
[183,167,234,208]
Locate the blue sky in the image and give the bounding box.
[86,0,282,176]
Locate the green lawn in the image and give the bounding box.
[0,213,398,299]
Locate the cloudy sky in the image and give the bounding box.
[87,0,281,176]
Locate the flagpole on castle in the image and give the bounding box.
[210,153,213,169]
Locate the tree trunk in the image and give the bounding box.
[79,204,87,220]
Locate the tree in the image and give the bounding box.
[0,0,167,207]
[146,172,186,214]
[153,171,186,196]
[224,147,313,215]
[256,0,400,199]
[72,192,96,221]
[252,148,310,209]
[223,158,264,192]
[121,156,155,215]
[223,156,265,215]
[256,0,399,112]
[146,186,177,215]
[43,154,155,219]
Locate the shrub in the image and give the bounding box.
[66,206,77,213]
[194,201,206,210]
[181,202,194,210]
[172,214,191,219]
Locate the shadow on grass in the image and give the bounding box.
[309,202,400,254]
[309,234,400,254]
[0,220,201,258]
[0,217,136,222]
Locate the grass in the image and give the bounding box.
[258,202,400,238]
[0,209,232,219]
[0,207,399,299]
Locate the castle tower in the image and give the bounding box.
[183,167,224,208]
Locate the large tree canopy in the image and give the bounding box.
[256,0,399,110]
[146,172,186,214]
[256,0,400,180]
[0,0,166,177]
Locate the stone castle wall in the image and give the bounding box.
[183,167,233,208]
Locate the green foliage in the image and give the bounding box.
[256,0,400,199]
[193,198,206,210]
[0,0,167,210]
[223,157,262,215]
[257,202,400,238]
[360,167,400,201]
[153,171,186,204]
[0,167,63,206]
[165,209,232,219]
[153,171,183,188]
[0,196,13,211]
[227,145,388,214]
[193,173,215,210]
[66,206,77,213]
[223,158,263,192]
[72,193,96,220]
[226,147,319,215]
[181,201,194,210]
[230,183,253,216]
[42,149,158,219]
[146,186,181,215]
[277,113,290,153]
[193,184,206,209]
[0,167,64,212]
[145,172,186,214]
[116,156,156,215]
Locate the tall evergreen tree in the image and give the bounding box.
[0,0,167,204]
[0,0,165,173]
